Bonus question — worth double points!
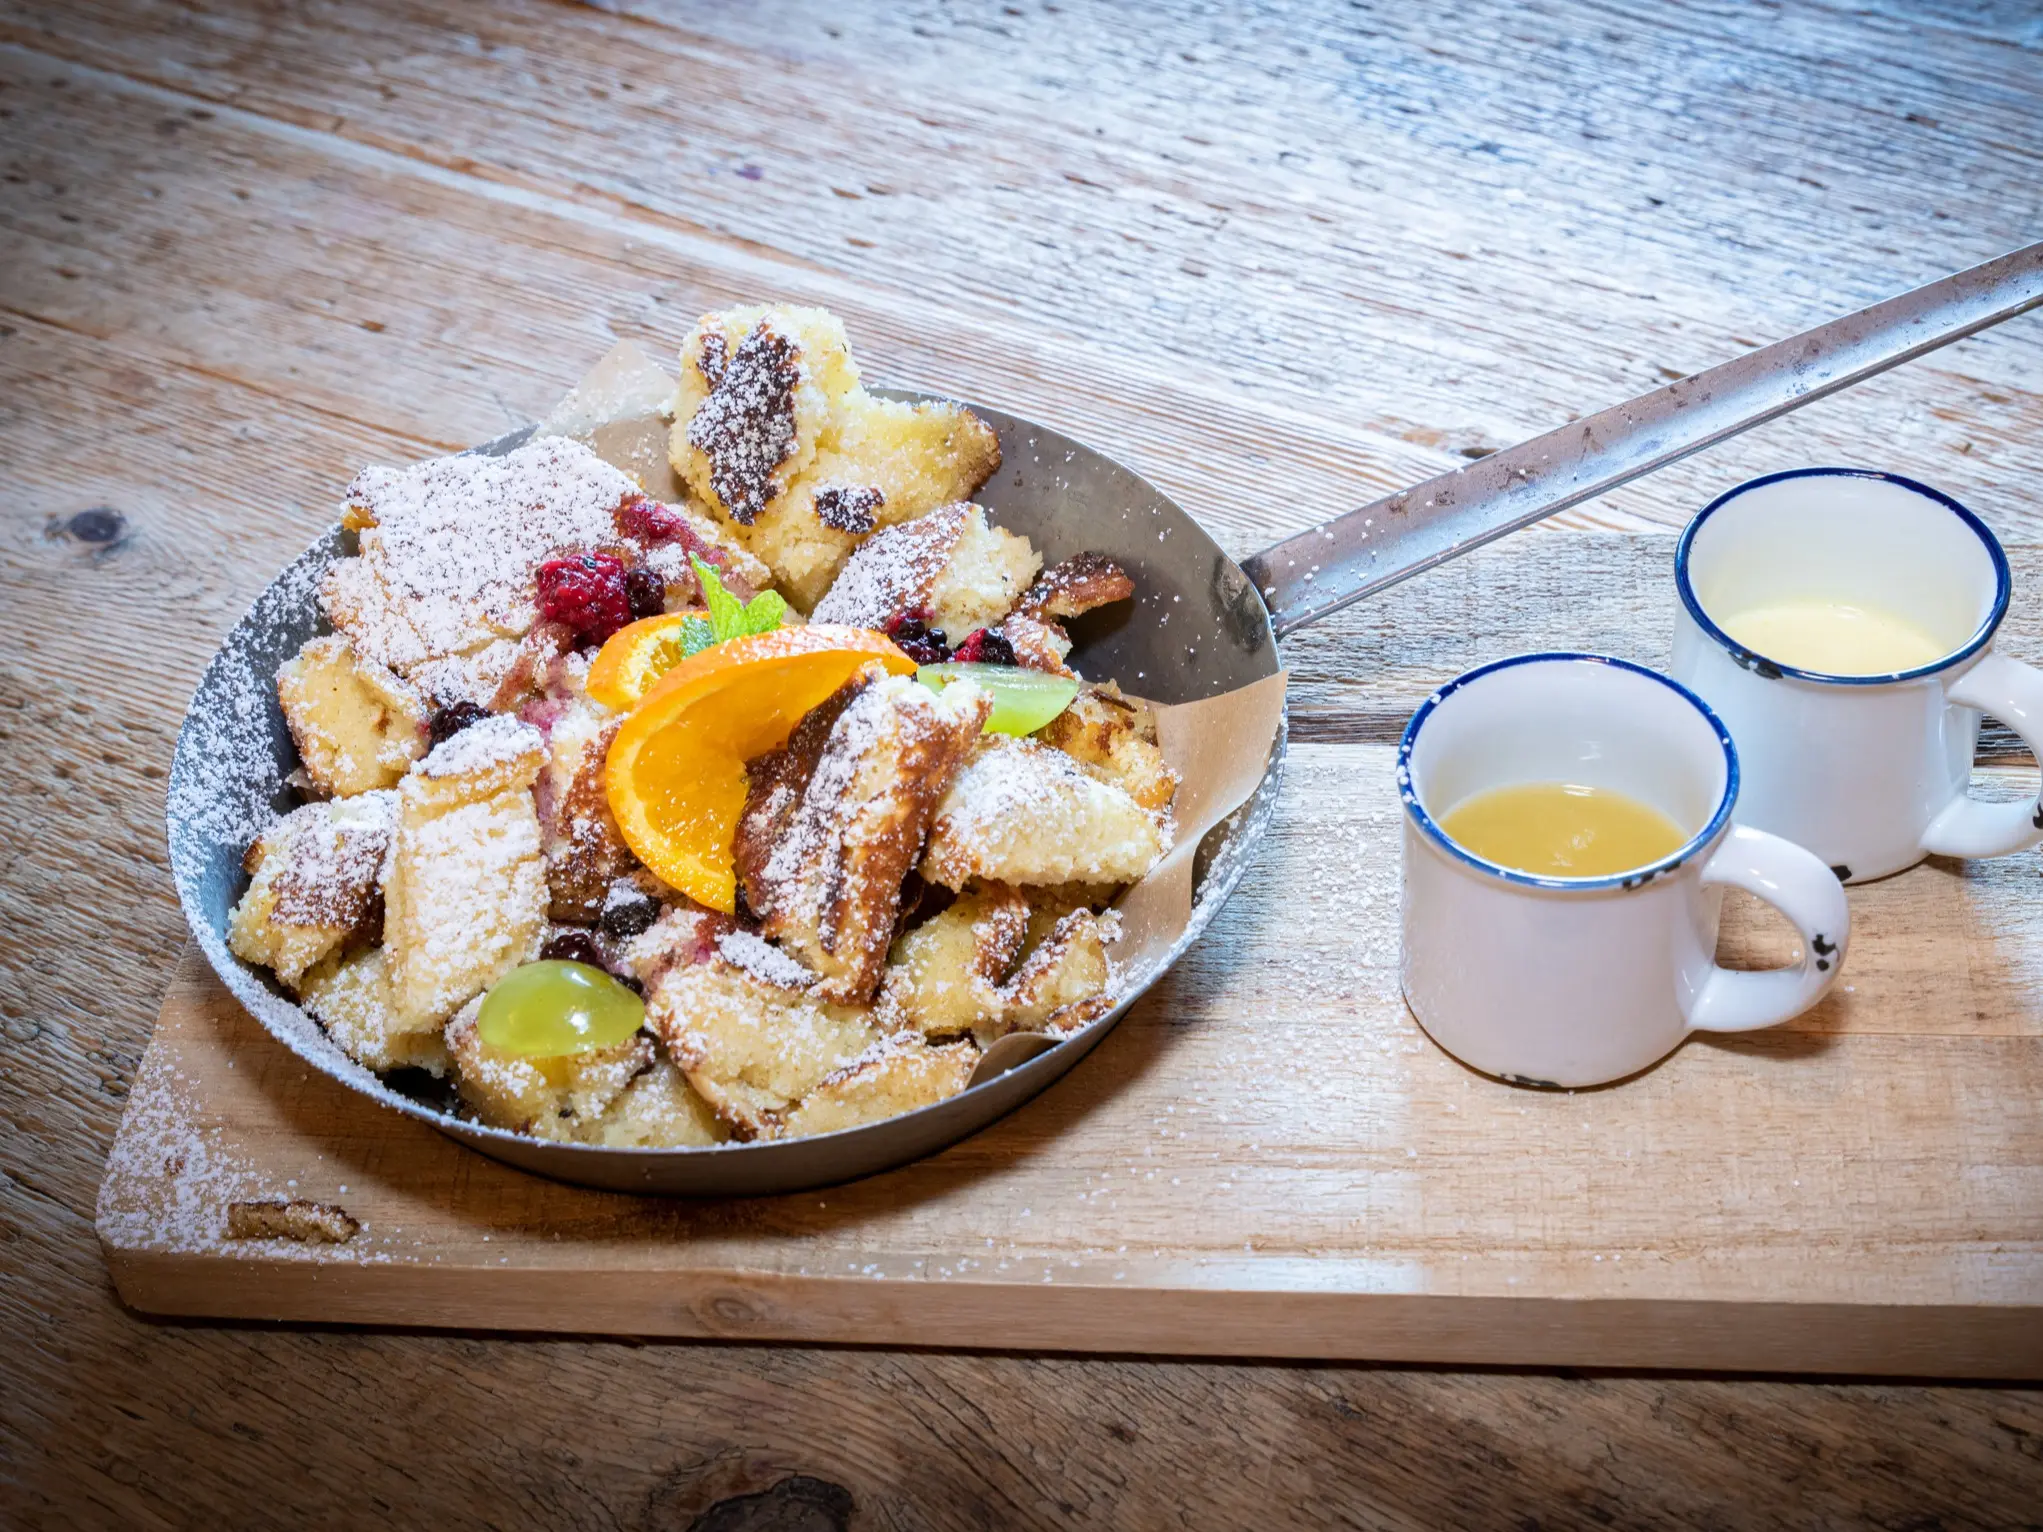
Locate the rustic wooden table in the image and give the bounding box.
[5,1,2042,1524]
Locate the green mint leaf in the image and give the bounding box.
[691,555,746,641]
[739,589,787,636]
[676,614,718,659]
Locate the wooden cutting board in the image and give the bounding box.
[99,725,2043,1377]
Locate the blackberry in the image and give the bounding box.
[624,565,666,620]
[885,612,951,665]
[598,890,662,940]
[952,627,1017,666]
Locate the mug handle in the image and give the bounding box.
[1687,825,1851,1034]
[1919,652,2043,860]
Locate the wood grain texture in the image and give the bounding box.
[7,0,2043,1524]
[101,728,2043,1369]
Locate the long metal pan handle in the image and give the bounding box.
[1242,241,2043,639]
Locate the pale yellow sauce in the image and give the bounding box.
[1439,781,1687,879]
[1716,597,1950,675]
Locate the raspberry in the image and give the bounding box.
[624,565,666,620]
[951,627,1017,666]
[535,552,633,647]
[616,493,731,579]
[427,701,494,749]
[614,492,690,546]
[885,611,950,665]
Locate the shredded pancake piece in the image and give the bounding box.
[922,735,1169,890]
[228,792,396,990]
[812,501,1040,639]
[736,667,992,1004]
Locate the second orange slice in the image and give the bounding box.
[604,624,914,913]
[586,612,702,712]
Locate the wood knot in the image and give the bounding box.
[643,1456,853,1532]
[703,1291,761,1329]
[49,506,128,547]
[687,1476,852,1532]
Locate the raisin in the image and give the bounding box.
[539,931,605,968]
[427,701,493,748]
[598,891,661,940]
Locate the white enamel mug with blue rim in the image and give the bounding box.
[1670,468,2043,884]
[1398,654,1851,1088]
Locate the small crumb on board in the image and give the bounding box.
[225,1199,361,1244]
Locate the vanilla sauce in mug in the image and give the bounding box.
[1716,597,1952,675]
[1438,782,1686,879]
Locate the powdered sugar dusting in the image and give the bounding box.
[419,714,543,779]
[330,438,642,670]
[717,930,817,990]
[686,321,801,524]
[811,502,968,627]
[267,791,396,928]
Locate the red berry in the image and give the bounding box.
[614,492,689,546]
[951,628,1017,666]
[535,553,633,647]
[613,494,734,603]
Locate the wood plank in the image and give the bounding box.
[12,0,2043,1520]
[7,0,2041,534]
[0,48,1468,558]
[100,741,2043,1374]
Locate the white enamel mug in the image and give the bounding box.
[1670,468,2043,883]
[1398,654,1850,1088]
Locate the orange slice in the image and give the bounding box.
[604,624,913,912]
[586,612,704,712]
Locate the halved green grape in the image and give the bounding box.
[916,662,1079,735]
[477,960,645,1058]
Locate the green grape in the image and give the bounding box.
[917,662,1079,735]
[476,960,645,1058]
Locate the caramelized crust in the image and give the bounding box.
[812,502,1039,637]
[877,884,1028,1039]
[781,1037,979,1138]
[669,305,1001,607]
[1016,552,1136,621]
[922,736,1168,890]
[733,669,872,919]
[878,888,1114,1043]
[999,908,1112,1034]
[229,792,396,990]
[1034,683,1180,814]
[532,699,635,923]
[737,670,991,1004]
